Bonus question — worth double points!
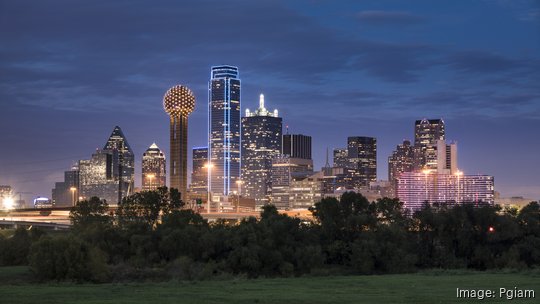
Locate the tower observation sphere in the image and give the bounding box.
[163,85,195,116]
[163,85,195,200]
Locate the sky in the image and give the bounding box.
[1,0,539,204]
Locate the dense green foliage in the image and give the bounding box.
[0,188,538,282]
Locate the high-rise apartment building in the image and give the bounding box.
[283,134,311,159]
[142,143,166,191]
[163,85,196,199]
[397,171,494,212]
[191,147,208,194]
[208,65,241,196]
[347,136,377,188]
[241,94,282,205]
[414,118,445,170]
[103,126,135,202]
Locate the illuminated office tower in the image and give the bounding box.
[388,140,414,194]
[241,94,282,205]
[333,147,348,168]
[414,118,445,170]
[163,85,196,200]
[191,147,208,194]
[270,155,314,209]
[103,126,135,202]
[79,149,120,205]
[347,136,377,188]
[142,143,166,191]
[208,65,241,196]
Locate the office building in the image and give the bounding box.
[333,147,349,168]
[103,126,135,202]
[347,136,377,188]
[241,94,282,205]
[388,140,414,195]
[270,155,313,209]
[79,149,120,205]
[283,134,311,159]
[163,85,196,199]
[51,164,80,207]
[414,118,445,170]
[397,171,494,212]
[208,65,241,196]
[142,143,166,191]
[191,146,208,194]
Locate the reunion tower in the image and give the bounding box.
[163,85,195,200]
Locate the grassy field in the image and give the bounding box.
[0,267,538,304]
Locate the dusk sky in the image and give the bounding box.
[1,0,539,204]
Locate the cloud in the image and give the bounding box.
[356,10,427,26]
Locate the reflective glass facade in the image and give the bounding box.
[208,66,241,196]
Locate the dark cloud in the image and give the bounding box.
[356,10,427,26]
[446,50,522,73]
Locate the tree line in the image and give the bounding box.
[0,188,538,282]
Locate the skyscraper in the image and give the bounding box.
[163,85,196,200]
[191,146,208,194]
[270,155,314,209]
[333,147,348,168]
[347,136,377,188]
[241,94,282,205]
[414,118,445,170]
[388,140,414,195]
[142,143,166,191]
[283,134,311,159]
[103,126,134,202]
[79,149,120,205]
[208,65,241,196]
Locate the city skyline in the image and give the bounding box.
[1,0,539,204]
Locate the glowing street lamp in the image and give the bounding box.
[204,162,214,214]
[3,197,14,210]
[70,187,77,206]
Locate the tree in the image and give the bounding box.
[69,196,111,229]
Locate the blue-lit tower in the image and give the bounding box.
[208,66,241,196]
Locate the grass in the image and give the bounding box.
[0,267,539,303]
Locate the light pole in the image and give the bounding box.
[204,162,213,214]
[70,187,77,206]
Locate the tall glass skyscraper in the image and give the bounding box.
[103,126,135,202]
[208,65,241,196]
[142,143,166,191]
[414,118,445,170]
[241,94,282,205]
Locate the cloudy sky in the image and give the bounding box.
[1,0,539,203]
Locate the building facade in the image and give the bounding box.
[270,155,313,209]
[191,146,208,194]
[388,140,414,195]
[347,136,377,188]
[241,94,282,205]
[142,143,166,191]
[52,165,80,207]
[283,134,311,159]
[397,171,495,212]
[414,118,445,171]
[208,65,241,196]
[103,126,135,202]
[79,149,120,205]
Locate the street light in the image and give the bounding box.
[3,197,14,210]
[70,187,77,206]
[204,162,214,214]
